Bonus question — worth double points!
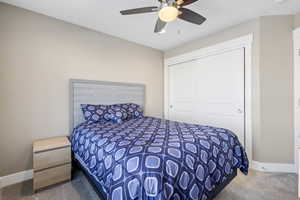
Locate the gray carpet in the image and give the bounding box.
[0,169,297,200]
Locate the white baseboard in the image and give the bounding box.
[0,170,33,189]
[251,161,296,173]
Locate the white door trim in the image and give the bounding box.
[164,34,253,165]
[293,28,300,174]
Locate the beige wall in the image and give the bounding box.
[294,12,300,28]
[0,3,164,176]
[165,15,296,164]
[259,16,294,163]
[165,19,260,58]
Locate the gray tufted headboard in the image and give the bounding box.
[69,79,145,133]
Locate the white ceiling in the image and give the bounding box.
[1,0,300,50]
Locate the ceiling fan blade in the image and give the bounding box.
[154,18,167,33]
[179,0,199,6]
[120,7,158,15]
[178,8,206,25]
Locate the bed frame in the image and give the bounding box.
[72,157,107,200]
[69,79,237,200]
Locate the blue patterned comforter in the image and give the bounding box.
[71,117,248,200]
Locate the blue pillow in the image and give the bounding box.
[81,104,110,124]
[111,103,143,119]
[127,103,143,119]
[107,106,128,123]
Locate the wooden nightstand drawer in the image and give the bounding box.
[34,147,71,170]
[33,136,71,192]
[34,164,71,191]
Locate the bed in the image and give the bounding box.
[69,79,248,200]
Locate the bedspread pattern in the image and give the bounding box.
[71,117,248,200]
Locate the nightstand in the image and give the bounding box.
[33,136,71,192]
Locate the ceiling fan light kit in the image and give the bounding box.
[159,6,179,22]
[120,0,206,33]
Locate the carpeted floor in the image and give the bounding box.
[0,169,297,200]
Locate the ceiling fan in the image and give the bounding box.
[120,0,206,33]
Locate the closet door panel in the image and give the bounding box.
[169,48,245,146]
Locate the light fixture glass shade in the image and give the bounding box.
[158,6,179,22]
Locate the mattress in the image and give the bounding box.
[71,117,248,200]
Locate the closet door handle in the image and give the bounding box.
[237,109,243,114]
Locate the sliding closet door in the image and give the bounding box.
[169,48,245,146]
